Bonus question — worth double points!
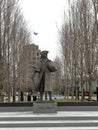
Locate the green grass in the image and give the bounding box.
[54,98,94,102]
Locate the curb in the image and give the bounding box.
[0,101,98,107]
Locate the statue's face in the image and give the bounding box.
[41,53,47,58]
[44,54,47,58]
[40,51,48,59]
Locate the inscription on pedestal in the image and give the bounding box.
[33,101,57,113]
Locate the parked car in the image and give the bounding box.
[83,91,89,96]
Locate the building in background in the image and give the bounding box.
[19,44,41,93]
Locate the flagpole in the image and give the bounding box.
[33,31,38,43]
[33,30,34,43]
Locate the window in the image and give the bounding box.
[97,80,98,84]
[33,57,36,60]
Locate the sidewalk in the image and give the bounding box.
[0,111,98,129]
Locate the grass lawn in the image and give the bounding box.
[54,98,94,102]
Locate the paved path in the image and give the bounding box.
[0,106,98,112]
[0,111,98,129]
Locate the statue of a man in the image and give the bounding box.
[32,50,57,101]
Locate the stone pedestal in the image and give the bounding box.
[33,101,57,113]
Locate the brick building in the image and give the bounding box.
[19,44,41,92]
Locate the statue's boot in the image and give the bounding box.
[48,91,53,101]
[45,92,48,100]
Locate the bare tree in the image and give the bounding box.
[59,0,97,101]
[0,0,31,102]
[54,57,62,95]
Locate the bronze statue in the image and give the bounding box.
[32,50,57,101]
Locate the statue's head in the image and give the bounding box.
[40,50,49,58]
